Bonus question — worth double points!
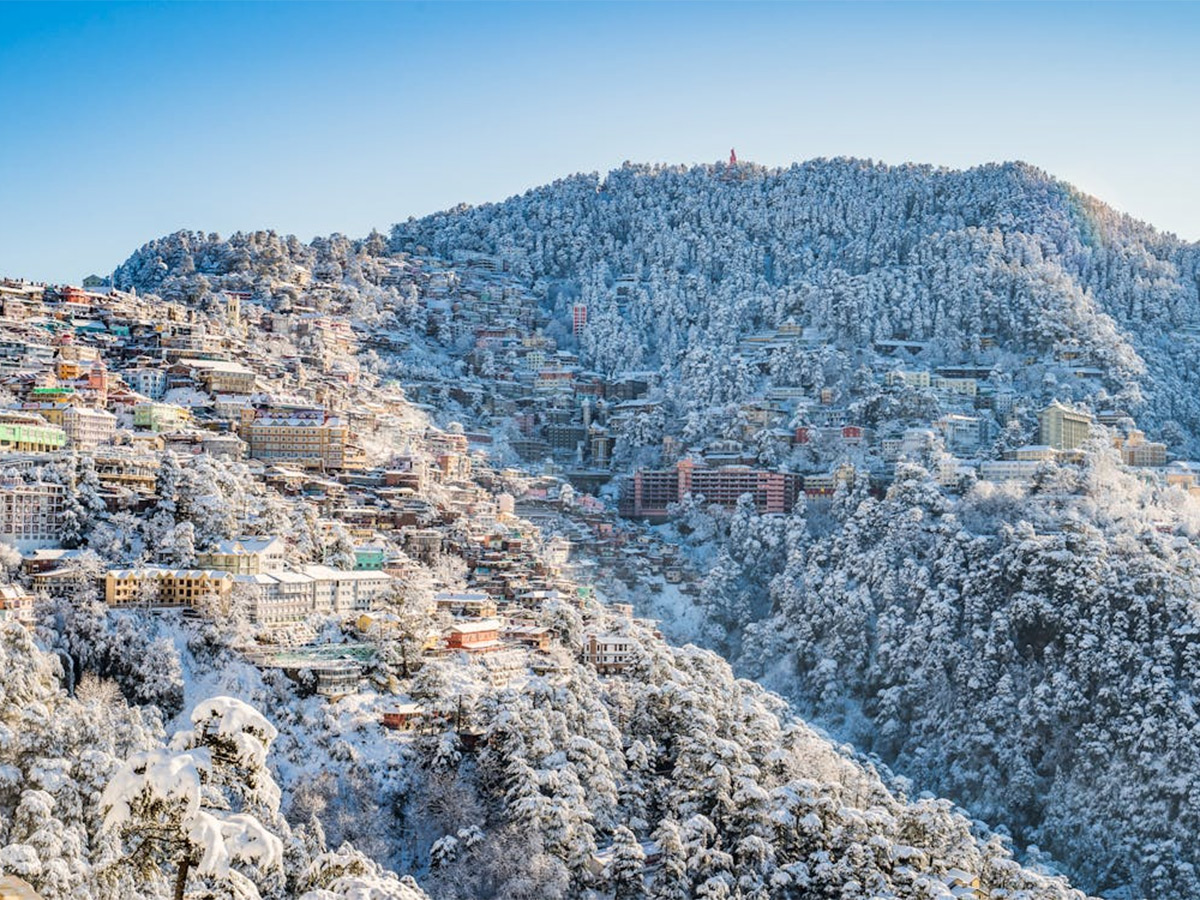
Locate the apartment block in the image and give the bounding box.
[242,409,348,470]
[620,458,802,520]
[105,567,235,608]
[0,412,67,452]
[1039,401,1093,451]
[63,406,117,449]
[0,479,66,550]
[133,402,191,432]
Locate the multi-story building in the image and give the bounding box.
[932,376,978,398]
[91,452,159,497]
[979,459,1042,484]
[1165,462,1200,497]
[0,584,37,627]
[176,358,257,394]
[162,333,227,360]
[934,414,984,455]
[620,458,802,520]
[298,564,392,615]
[0,412,67,452]
[133,402,191,432]
[19,390,75,426]
[405,528,444,559]
[800,467,856,501]
[1039,401,1093,451]
[1117,430,1168,468]
[104,567,235,608]
[535,369,576,396]
[62,406,117,449]
[123,367,168,399]
[0,479,65,550]
[353,544,386,570]
[546,423,588,456]
[583,632,638,674]
[31,565,91,600]
[231,563,392,626]
[936,456,976,488]
[886,369,932,389]
[502,623,552,652]
[234,571,319,626]
[196,537,287,574]
[445,619,503,653]
[242,409,348,470]
[435,591,497,619]
[1007,444,1057,462]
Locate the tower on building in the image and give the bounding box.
[88,359,109,404]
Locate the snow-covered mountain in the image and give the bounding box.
[96,156,1200,900]
[389,159,1199,452]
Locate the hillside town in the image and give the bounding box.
[3,244,1193,638]
[3,249,1195,653]
[7,0,1200,896]
[0,267,675,711]
[1,190,1198,900]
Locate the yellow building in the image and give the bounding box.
[177,358,257,393]
[1038,401,1093,451]
[1118,430,1168,468]
[105,567,234,608]
[886,369,932,389]
[195,537,287,574]
[243,411,347,470]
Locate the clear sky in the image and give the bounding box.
[1,1,1198,284]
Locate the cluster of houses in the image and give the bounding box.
[615,388,1189,523]
[352,261,1194,524]
[0,270,652,696]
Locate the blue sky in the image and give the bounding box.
[1,1,1197,283]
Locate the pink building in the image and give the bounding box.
[620,458,802,521]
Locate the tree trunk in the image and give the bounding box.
[174,856,191,900]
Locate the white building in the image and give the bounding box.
[934,414,983,455]
[0,479,65,550]
[583,632,639,674]
[936,456,976,488]
[900,428,937,460]
[123,368,168,399]
[234,565,392,626]
[299,564,393,616]
[63,406,117,449]
[979,459,1042,484]
[235,571,318,626]
[932,376,978,398]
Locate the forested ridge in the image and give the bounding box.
[98,157,1200,899]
